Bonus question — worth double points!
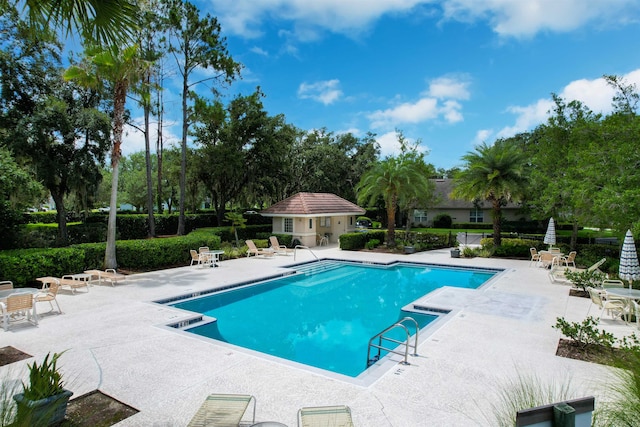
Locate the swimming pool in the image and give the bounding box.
[169,261,498,378]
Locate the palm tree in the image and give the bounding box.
[357,155,432,247]
[21,0,139,47]
[65,45,150,268]
[451,139,529,246]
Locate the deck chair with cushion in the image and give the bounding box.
[35,281,62,315]
[245,240,275,258]
[1,293,38,331]
[560,251,577,268]
[0,281,13,290]
[84,269,126,286]
[190,249,203,267]
[529,248,541,267]
[187,394,256,427]
[269,236,294,255]
[298,405,354,427]
[36,276,89,294]
[549,257,607,284]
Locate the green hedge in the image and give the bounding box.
[0,233,222,287]
[480,237,539,258]
[340,231,384,250]
[339,230,452,251]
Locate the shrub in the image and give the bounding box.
[553,317,616,350]
[564,269,606,291]
[339,232,371,250]
[433,214,452,228]
[481,238,539,258]
[365,239,380,250]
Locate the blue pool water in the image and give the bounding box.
[171,261,496,377]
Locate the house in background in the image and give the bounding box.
[260,192,365,247]
[413,179,528,227]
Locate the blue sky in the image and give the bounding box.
[122,0,640,169]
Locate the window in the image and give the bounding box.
[284,218,293,233]
[309,218,313,229]
[413,210,428,224]
[320,217,331,227]
[469,209,484,223]
[349,216,353,225]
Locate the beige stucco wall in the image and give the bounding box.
[417,208,526,227]
[269,215,359,247]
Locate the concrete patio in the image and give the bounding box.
[1,245,637,426]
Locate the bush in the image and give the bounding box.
[433,214,452,228]
[340,232,374,250]
[564,269,606,291]
[480,238,539,258]
[0,232,223,286]
[365,239,380,250]
[554,316,616,350]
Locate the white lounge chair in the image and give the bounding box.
[36,276,89,294]
[270,236,294,255]
[298,405,354,427]
[0,281,13,290]
[187,394,256,427]
[84,269,126,286]
[246,240,275,258]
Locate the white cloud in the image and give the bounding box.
[376,130,430,158]
[121,120,181,157]
[367,75,471,129]
[250,46,269,56]
[497,98,554,138]
[298,79,343,105]
[368,98,438,129]
[474,129,493,144]
[440,0,639,38]
[496,69,640,138]
[210,0,427,39]
[208,0,637,40]
[427,75,471,100]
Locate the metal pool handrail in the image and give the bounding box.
[294,245,318,261]
[367,317,419,367]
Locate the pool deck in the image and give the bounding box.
[1,245,637,426]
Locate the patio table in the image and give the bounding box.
[605,288,640,322]
[201,250,224,267]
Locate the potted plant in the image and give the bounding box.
[13,352,73,426]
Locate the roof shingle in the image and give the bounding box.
[261,192,365,216]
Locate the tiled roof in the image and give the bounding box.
[432,179,522,209]
[261,192,365,216]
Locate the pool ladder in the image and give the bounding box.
[294,245,319,261]
[367,317,419,367]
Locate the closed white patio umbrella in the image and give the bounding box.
[619,229,640,289]
[543,217,556,249]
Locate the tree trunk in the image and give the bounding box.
[177,69,188,235]
[104,161,120,269]
[492,199,502,246]
[143,84,156,238]
[571,220,578,250]
[105,79,127,269]
[50,190,68,246]
[386,194,397,247]
[156,66,164,214]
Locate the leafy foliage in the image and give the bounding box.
[22,352,66,401]
[553,317,616,350]
[452,138,529,246]
[564,269,606,291]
